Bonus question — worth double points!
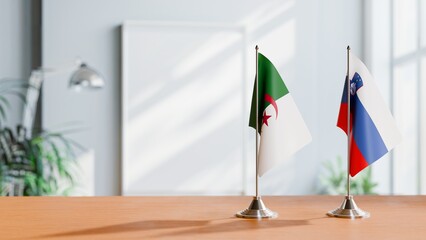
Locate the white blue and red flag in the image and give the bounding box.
[337,54,401,177]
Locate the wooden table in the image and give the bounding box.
[1,196,425,239]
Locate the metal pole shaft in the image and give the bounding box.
[255,45,259,198]
[346,46,351,197]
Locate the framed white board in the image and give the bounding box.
[121,21,247,195]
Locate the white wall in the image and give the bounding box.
[0,0,32,127]
[316,0,364,192]
[42,0,363,195]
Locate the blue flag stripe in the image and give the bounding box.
[352,94,388,164]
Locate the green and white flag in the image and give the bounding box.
[249,53,311,176]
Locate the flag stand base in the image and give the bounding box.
[327,195,370,219]
[236,196,277,219]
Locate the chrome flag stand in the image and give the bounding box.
[236,45,277,219]
[327,46,369,219]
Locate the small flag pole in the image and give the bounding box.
[236,45,277,219]
[255,45,259,198]
[327,46,370,219]
[346,45,351,198]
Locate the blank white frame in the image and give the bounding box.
[121,21,248,195]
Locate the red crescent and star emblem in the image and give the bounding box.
[262,93,279,126]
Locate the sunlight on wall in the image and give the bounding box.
[173,30,244,79]
[120,0,362,196]
[242,0,294,31]
[393,0,417,58]
[122,0,299,195]
[393,62,418,194]
[256,19,295,70]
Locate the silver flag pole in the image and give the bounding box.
[346,45,351,198]
[327,46,369,219]
[236,45,277,219]
[255,44,259,199]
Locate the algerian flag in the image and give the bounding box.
[249,53,312,176]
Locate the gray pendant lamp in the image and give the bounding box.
[69,63,105,90]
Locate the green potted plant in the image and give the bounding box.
[0,79,80,196]
[318,156,378,195]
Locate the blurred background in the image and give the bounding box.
[0,0,424,196]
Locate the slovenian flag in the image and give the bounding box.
[249,53,311,176]
[337,53,402,177]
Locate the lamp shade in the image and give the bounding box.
[69,63,104,90]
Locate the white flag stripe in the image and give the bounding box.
[349,54,402,150]
[258,93,312,176]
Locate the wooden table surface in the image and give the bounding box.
[1,196,425,239]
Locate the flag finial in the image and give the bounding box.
[255,45,259,51]
[347,45,351,51]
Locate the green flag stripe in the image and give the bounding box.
[249,53,289,132]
